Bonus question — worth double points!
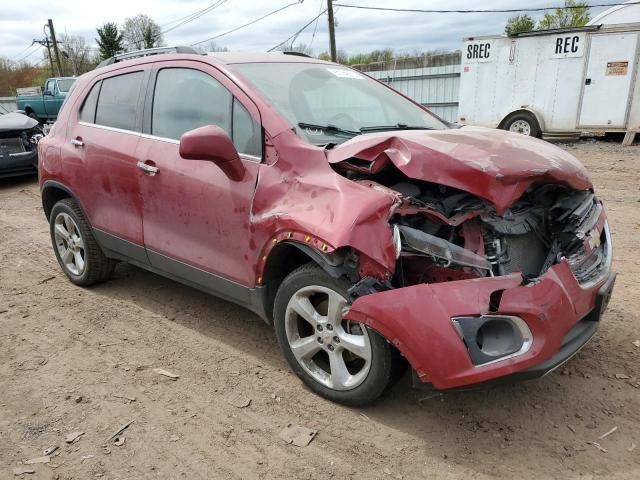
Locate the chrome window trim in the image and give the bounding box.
[140,133,179,144]
[77,123,262,162]
[140,132,262,162]
[78,121,141,137]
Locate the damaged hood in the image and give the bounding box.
[0,112,39,132]
[326,126,592,213]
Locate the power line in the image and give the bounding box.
[120,0,232,50]
[191,1,303,46]
[161,0,227,28]
[268,7,328,51]
[332,1,639,14]
[10,44,37,60]
[308,0,324,49]
[162,0,230,35]
[14,45,43,63]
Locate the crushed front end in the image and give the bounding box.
[0,112,44,178]
[336,164,615,390]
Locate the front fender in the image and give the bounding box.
[250,132,400,278]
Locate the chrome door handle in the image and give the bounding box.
[137,161,159,176]
[70,139,84,148]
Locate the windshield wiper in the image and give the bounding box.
[359,123,434,133]
[297,122,360,137]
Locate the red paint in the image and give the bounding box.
[326,128,592,214]
[39,52,612,390]
[345,263,613,389]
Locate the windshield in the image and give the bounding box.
[233,62,447,145]
[57,79,76,93]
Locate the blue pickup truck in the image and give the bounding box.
[16,77,76,123]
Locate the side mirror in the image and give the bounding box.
[43,90,53,96]
[179,125,245,181]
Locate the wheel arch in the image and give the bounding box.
[260,240,358,324]
[41,181,85,221]
[498,108,545,134]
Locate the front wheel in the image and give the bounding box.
[273,263,395,406]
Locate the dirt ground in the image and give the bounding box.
[1,140,639,480]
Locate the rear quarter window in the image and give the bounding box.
[95,71,144,131]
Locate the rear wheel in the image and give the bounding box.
[503,111,541,137]
[274,263,395,406]
[50,198,115,286]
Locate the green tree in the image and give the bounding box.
[537,0,590,29]
[96,23,124,60]
[122,14,164,51]
[505,14,535,35]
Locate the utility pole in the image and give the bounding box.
[47,19,64,76]
[33,37,55,76]
[327,0,337,62]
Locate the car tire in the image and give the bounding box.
[503,111,541,137]
[274,263,395,406]
[50,198,115,286]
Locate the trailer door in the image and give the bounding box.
[578,33,638,128]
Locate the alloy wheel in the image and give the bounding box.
[284,285,372,391]
[53,212,86,276]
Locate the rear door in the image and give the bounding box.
[65,66,150,263]
[137,61,263,288]
[578,33,638,128]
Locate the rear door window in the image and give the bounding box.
[151,68,232,140]
[95,71,144,131]
[79,81,101,123]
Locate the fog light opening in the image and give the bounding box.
[476,319,522,358]
[452,315,533,366]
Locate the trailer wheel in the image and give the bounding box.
[502,112,541,137]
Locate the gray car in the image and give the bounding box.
[0,112,44,178]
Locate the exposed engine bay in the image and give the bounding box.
[0,112,44,178]
[0,126,44,155]
[333,159,609,290]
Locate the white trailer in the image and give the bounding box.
[458,23,640,144]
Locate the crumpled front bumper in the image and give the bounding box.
[343,252,615,390]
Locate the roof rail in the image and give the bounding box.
[282,51,312,58]
[96,46,202,69]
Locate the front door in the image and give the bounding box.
[578,33,638,128]
[137,62,263,290]
[43,80,62,118]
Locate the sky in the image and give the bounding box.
[1,0,618,65]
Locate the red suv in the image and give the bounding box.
[39,47,615,405]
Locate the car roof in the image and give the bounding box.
[205,52,333,65]
[93,51,336,75]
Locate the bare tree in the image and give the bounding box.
[275,42,313,56]
[122,14,164,51]
[201,41,229,53]
[60,34,93,75]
